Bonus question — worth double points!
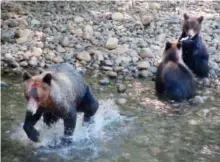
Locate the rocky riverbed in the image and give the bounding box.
[1,1,220,81]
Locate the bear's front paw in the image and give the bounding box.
[28,129,40,142]
[23,124,40,142]
[180,36,190,42]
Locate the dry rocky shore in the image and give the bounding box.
[1,1,220,87]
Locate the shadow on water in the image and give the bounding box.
[1,71,220,162]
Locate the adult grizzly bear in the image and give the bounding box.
[22,63,99,142]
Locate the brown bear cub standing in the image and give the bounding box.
[22,63,99,142]
[156,41,196,102]
[179,13,209,78]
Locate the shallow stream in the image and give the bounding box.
[1,72,220,162]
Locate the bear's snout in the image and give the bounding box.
[28,87,39,101]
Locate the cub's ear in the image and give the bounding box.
[184,13,189,20]
[23,71,32,81]
[177,42,182,49]
[43,73,52,85]
[197,16,203,23]
[165,42,172,50]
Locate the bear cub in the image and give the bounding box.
[156,40,196,102]
[179,13,209,78]
[22,63,99,142]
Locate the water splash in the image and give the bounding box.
[9,99,135,160]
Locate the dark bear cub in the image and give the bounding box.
[155,40,196,102]
[179,13,209,78]
[22,63,99,142]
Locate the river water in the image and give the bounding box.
[1,72,220,162]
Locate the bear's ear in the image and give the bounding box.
[184,13,189,20]
[23,71,32,81]
[43,73,52,85]
[177,42,182,49]
[165,42,172,51]
[197,16,203,23]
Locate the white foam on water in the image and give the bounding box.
[9,99,135,160]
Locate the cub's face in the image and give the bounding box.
[23,72,53,114]
[182,13,203,38]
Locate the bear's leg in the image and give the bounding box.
[194,57,209,78]
[155,65,165,96]
[63,110,77,136]
[60,109,76,145]
[43,112,59,127]
[23,108,43,142]
[81,87,99,123]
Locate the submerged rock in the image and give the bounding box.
[99,78,110,85]
[191,95,204,105]
[117,98,127,105]
[1,82,9,88]
[117,84,126,93]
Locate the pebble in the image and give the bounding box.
[1,30,15,43]
[192,95,204,105]
[20,61,28,67]
[74,28,83,36]
[32,47,42,57]
[5,53,19,67]
[141,15,154,26]
[114,66,124,72]
[149,2,161,9]
[106,37,119,50]
[104,60,114,66]
[149,66,157,74]
[28,57,38,67]
[7,19,19,27]
[111,12,124,21]
[56,45,66,53]
[74,16,84,23]
[139,70,152,78]
[188,119,199,125]
[16,29,33,44]
[137,61,150,70]
[60,36,69,47]
[53,56,64,63]
[22,51,33,60]
[76,51,91,62]
[99,78,110,85]
[18,18,28,28]
[35,42,44,48]
[31,19,41,26]
[107,71,117,78]
[102,66,113,71]
[91,50,104,61]
[117,98,127,105]
[139,48,154,58]
[117,84,126,93]
[5,53,13,61]
[84,25,93,34]
[215,56,220,63]
[210,61,219,70]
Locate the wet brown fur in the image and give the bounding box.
[24,78,55,109]
[182,13,203,37]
